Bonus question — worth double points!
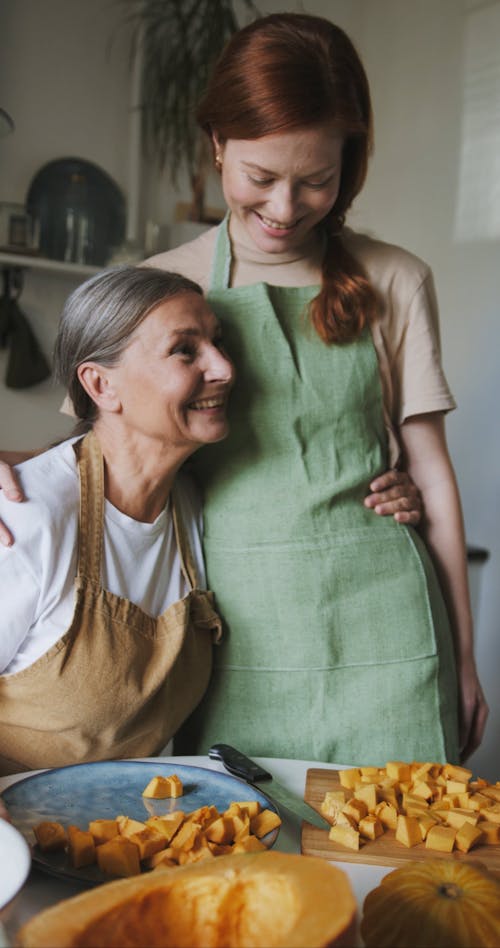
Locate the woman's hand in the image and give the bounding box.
[0,796,10,821]
[364,469,422,525]
[458,655,489,763]
[0,455,28,547]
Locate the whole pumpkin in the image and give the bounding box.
[361,859,500,948]
[16,851,357,948]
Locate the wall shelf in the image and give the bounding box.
[0,250,99,278]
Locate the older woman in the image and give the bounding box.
[0,265,234,776]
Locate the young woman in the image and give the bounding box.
[0,266,234,775]
[145,13,486,765]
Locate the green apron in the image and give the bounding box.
[178,216,459,766]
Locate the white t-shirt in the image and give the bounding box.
[0,439,206,675]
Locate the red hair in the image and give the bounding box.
[198,13,380,343]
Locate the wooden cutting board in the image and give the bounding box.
[301,768,500,871]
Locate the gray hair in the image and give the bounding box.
[53,265,203,423]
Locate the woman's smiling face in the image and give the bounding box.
[107,291,234,456]
[215,123,344,253]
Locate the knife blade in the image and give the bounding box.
[208,743,330,831]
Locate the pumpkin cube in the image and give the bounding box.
[374,802,398,831]
[67,825,96,868]
[377,786,399,809]
[145,812,185,844]
[127,826,166,860]
[116,816,148,837]
[321,790,347,823]
[147,847,178,869]
[386,761,411,782]
[142,775,176,799]
[230,800,261,818]
[329,823,360,850]
[249,808,281,838]
[395,815,421,848]
[425,824,456,853]
[411,781,434,801]
[476,820,500,845]
[342,798,368,825]
[33,821,67,852]
[96,836,141,877]
[441,808,479,830]
[338,768,361,790]
[442,763,473,784]
[171,821,202,852]
[205,816,235,845]
[417,813,439,841]
[359,815,384,840]
[455,821,485,853]
[354,784,378,812]
[88,819,119,845]
[483,805,500,825]
[232,834,267,853]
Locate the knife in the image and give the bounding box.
[208,743,330,830]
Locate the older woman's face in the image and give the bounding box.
[109,291,234,454]
[216,122,344,254]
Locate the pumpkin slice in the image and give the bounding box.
[361,858,500,947]
[16,852,357,948]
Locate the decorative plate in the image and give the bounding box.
[0,819,31,917]
[3,760,280,885]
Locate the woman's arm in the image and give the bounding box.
[399,412,489,762]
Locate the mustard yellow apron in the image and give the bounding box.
[0,431,221,775]
[177,216,459,766]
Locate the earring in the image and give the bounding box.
[214,153,223,172]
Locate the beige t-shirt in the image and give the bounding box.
[147,217,455,467]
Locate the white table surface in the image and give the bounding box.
[0,756,394,946]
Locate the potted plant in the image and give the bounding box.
[128,0,259,224]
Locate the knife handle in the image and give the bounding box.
[208,744,272,783]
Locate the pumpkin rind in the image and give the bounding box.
[361,859,500,948]
[16,851,357,948]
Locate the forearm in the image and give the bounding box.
[416,469,474,664]
[400,414,474,662]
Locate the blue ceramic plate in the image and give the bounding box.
[3,760,280,885]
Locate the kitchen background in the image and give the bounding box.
[0,0,499,777]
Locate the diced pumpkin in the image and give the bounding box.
[358,815,383,841]
[395,814,421,848]
[455,821,484,853]
[425,824,456,853]
[477,820,500,845]
[145,812,185,844]
[96,836,141,878]
[33,821,67,852]
[127,826,167,861]
[338,768,360,790]
[386,761,411,782]
[88,819,119,845]
[142,776,176,799]
[342,798,368,824]
[328,823,360,851]
[249,808,282,839]
[67,825,96,868]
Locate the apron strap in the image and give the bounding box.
[209,213,232,292]
[74,430,105,584]
[171,491,200,590]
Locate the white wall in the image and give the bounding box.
[1,0,499,776]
